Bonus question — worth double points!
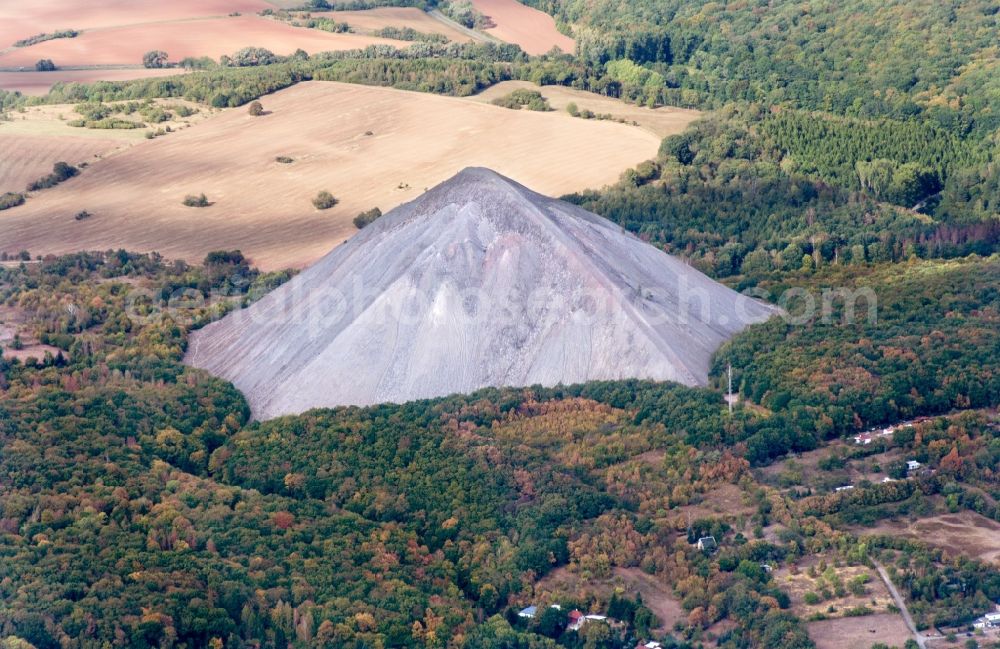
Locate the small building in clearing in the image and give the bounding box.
[973,612,1000,628]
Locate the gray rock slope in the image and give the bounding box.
[185,167,779,419]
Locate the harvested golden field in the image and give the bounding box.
[317,8,473,42]
[0,69,183,96]
[0,104,141,194]
[806,613,912,649]
[470,0,574,55]
[861,511,1000,564]
[0,134,127,195]
[0,81,661,271]
[474,81,702,138]
[0,102,208,195]
[0,16,406,69]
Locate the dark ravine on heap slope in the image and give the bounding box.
[185,168,780,419]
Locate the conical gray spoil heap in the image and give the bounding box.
[185,167,779,419]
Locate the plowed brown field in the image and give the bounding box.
[0,0,271,48]
[470,0,574,55]
[0,15,406,69]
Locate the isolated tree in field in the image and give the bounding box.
[0,192,25,211]
[247,101,265,116]
[312,191,338,210]
[353,207,382,229]
[26,161,78,192]
[142,50,168,69]
[35,59,56,71]
[490,89,551,111]
[183,193,210,207]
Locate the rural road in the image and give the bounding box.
[427,9,500,44]
[874,561,929,649]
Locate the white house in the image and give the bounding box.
[973,612,1000,628]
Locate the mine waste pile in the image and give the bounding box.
[186,167,779,419]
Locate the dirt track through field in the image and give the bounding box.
[612,568,684,632]
[0,81,661,270]
[874,561,925,649]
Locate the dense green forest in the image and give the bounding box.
[564,106,1000,280]
[719,257,1000,458]
[0,245,997,648]
[526,0,1000,123]
[0,253,803,648]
